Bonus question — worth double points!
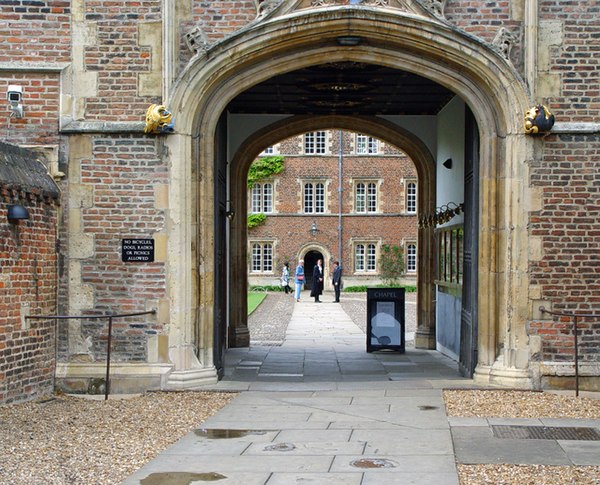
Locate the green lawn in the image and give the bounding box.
[248,291,268,315]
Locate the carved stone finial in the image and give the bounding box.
[145,104,174,135]
[524,105,555,135]
[421,0,447,18]
[492,27,519,60]
[255,0,283,17]
[185,25,210,55]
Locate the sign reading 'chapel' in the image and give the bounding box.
[122,239,155,262]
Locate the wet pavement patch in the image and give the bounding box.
[492,425,600,441]
[194,429,268,439]
[263,442,296,452]
[140,472,226,484]
[418,405,439,411]
[350,458,397,469]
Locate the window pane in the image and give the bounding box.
[251,244,261,272]
[251,184,261,213]
[315,183,325,213]
[356,134,367,154]
[356,183,365,213]
[367,244,376,271]
[263,183,273,213]
[355,244,365,271]
[407,244,417,272]
[367,183,377,212]
[368,137,378,154]
[316,131,326,154]
[407,182,417,213]
[262,146,274,154]
[305,132,315,154]
[263,244,273,272]
[304,183,314,213]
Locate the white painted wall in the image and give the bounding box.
[228,114,292,158]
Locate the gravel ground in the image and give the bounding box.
[445,390,600,484]
[0,391,235,485]
[248,291,295,344]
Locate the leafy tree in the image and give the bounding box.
[379,244,405,285]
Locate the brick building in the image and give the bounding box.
[0,0,598,401]
[247,130,419,290]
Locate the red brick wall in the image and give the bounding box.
[249,132,418,281]
[58,136,167,362]
[528,134,600,362]
[0,188,58,404]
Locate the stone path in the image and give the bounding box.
[122,298,600,485]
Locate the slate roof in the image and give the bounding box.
[0,141,59,198]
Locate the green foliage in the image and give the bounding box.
[379,244,405,285]
[247,156,285,188]
[249,285,284,292]
[247,213,267,229]
[343,284,417,293]
[247,292,267,315]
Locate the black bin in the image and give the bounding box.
[366,287,405,353]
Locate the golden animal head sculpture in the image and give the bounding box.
[144,104,174,134]
[524,105,555,135]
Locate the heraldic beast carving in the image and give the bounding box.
[145,104,174,134]
[524,105,555,135]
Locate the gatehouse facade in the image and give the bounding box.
[0,0,598,403]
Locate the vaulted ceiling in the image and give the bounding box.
[227,62,455,116]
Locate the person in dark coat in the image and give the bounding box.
[310,258,324,303]
[332,260,342,302]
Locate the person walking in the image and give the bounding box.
[281,262,291,294]
[294,259,305,302]
[332,260,342,302]
[310,258,324,303]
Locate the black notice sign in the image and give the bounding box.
[122,238,154,263]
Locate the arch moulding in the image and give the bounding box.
[163,8,535,389]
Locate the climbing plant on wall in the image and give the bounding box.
[247,156,285,188]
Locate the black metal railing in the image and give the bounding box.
[26,310,156,401]
[539,306,598,397]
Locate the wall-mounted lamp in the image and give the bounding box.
[7,204,29,222]
[336,36,362,46]
[225,201,235,221]
[442,158,453,169]
[309,221,319,237]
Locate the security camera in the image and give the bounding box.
[7,85,22,104]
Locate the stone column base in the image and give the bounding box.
[415,329,436,349]
[231,326,250,348]
[473,363,533,389]
[166,367,219,389]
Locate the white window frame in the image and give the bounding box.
[356,134,379,154]
[406,180,417,214]
[250,241,274,273]
[304,131,327,154]
[406,242,417,273]
[354,242,377,273]
[250,182,274,214]
[354,180,378,213]
[303,180,326,213]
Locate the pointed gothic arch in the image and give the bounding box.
[164,7,534,388]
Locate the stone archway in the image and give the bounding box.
[164,7,533,389]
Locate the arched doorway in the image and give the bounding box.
[303,250,325,293]
[164,6,533,389]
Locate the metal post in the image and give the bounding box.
[105,316,113,401]
[574,315,579,397]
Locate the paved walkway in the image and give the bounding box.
[122,298,600,485]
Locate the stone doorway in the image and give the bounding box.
[303,250,324,292]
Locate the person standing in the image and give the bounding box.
[281,262,291,294]
[332,261,342,302]
[294,259,305,302]
[310,258,324,303]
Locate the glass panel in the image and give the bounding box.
[407,244,417,272]
[263,183,273,213]
[305,132,315,154]
[251,244,261,272]
[315,131,326,154]
[367,244,376,271]
[315,183,325,213]
[263,244,273,272]
[406,182,417,213]
[356,182,366,213]
[355,244,365,271]
[357,134,367,154]
[367,182,377,212]
[251,184,261,213]
[304,183,313,213]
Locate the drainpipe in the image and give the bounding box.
[338,130,343,263]
[524,0,538,99]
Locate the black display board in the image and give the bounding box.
[366,287,405,352]
[121,238,154,262]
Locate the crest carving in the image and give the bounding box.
[524,105,555,135]
[185,25,210,55]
